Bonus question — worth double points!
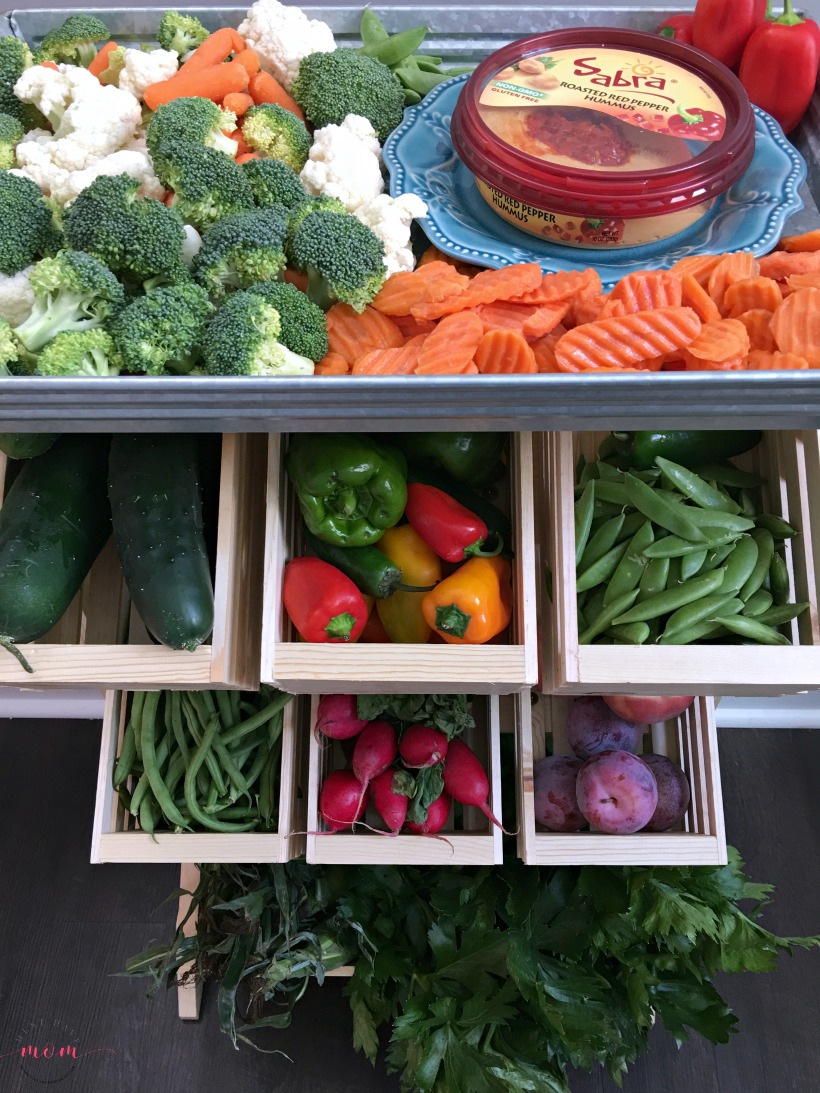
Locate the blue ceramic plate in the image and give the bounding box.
[383,74,807,291]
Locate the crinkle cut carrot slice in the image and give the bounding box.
[371,262,470,316]
[734,309,777,351]
[553,307,702,373]
[724,276,783,316]
[747,349,810,370]
[505,267,601,307]
[682,317,750,364]
[352,334,428,375]
[314,351,350,376]
[414,312,484,374]
[474,329,538,374]
[707,252,759,315]
[529,325,567,373]
[759,250,820,281]
[681,273,721,324]
[778,228,820,253]
[770,286,820,358]
[326,303,404,365]
[670,253,723,287]
[603,270,683,315]
[411,263,543,321]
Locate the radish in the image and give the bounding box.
[404,790,452,834]
[442,738,507,831]
[399,724,449,768]
[352,719,398,815]
[314,693,368,744]
[318,769,369,831]
[370,769,410,834]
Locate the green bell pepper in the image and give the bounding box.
[285,433,407,547]
[604,430,763,471]
[388,431,507,487]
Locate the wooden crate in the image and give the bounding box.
[515,692,726,866]
[90,689,309,864]
[541,430,820,695]
[305,694,503,864]
[261,433,538,694]
[0,434,266,690]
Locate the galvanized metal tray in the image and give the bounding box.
[3,4,820,431]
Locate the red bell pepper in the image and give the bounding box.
[283,556,368,642]
[739,0,820,135]
[692,0,768,70]
[404,482,501,563]
[658,14,695,45]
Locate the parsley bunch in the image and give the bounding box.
[126,852,819,1090]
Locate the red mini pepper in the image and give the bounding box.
[404,482,501,563]
[739,0,820,135]
[283,556,368,642]
[693,0,768,70]
[657,13,695,45]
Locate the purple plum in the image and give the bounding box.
[575,750,658,834]
[533,755,587,832]
[641,753,691,832]
[564,696,644,759]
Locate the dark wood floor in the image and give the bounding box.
[0,719,818,1093]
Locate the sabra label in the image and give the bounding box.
[478,47,727,171]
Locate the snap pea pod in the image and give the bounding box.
[658,600,744,644]
[623,473,706,541]
[643,531,739,558]
[755,513,798,540]
[579,589,640,644]
[753,602,809,627]
[713,615,792,645]
[655,456,741,513]
[574,480,595,566]
[739,489,759,517]
[584,480,630,505]
[613,567,727,625]
[743,590,773,616]
[699,541,737,574]
[720,534,758,593]
[576,540,630,594]
[638,556,670,601]
[608,622,651,644]
[603,520,653,606]
[739,528,775,600]
[769,552,791,605]
[680,548,707,582]
[693,463,765,489]
[661,594,744,643]
[579,514,625,570]
[681,507,755,533]
[362,24,428,66]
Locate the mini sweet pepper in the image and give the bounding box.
[739,0,820,135]
[422,555,513,644]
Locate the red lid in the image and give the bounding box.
[451,28,755,218]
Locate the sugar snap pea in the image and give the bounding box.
[613,567,727,625]
[574,480,595,566]
[364,24,428,67]
[694,463,765,489]
[661,594,743,642]
[579,513,625,570]
[755,513,798,540]
[655,456,741,513]
[577,540,630,594]
[680,548,707,582]
[720,534,758,593]
[753,602,809,627]
[659,602,744,644]
[643,530,739,558]
[713,614,791,645]
[699,541,736,574]
[681,507,755,533]
[769,551,790,605]
[638,556,670,601]
[739,528,774,600]
[603,520,653,606]
[579,589,640,644]
[739,489,759,517]
[743,589,773,616]
[623,473,706,541]
[359,6,390,47]
[608,622,651,644]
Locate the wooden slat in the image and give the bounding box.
[176,863,203,1021]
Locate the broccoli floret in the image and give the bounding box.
[291,49,405,143]
[146,97,238,161]
[0,37,43,129]
[36,328,121,377]
[0,172,62,276]
[110,282,213,374]
[152,142,255,232]
[14,250,126,352]
[0,317,23,374]
[0,112,23,170]
[200,289,314,377]
[242,157,309,214]
[246,280,328,362]
[98,44,126,86]
[241,104,312,172]
[287,208,387,312]
[192,207,288,299]
[286,193,347,242]
[156,11,209,59]
[33,15,110,68]
[63,173,188,289]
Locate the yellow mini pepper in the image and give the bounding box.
[377,524,442,644]
[422,555,512,644]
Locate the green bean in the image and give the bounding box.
[129,723,171,817]
[755,513,798,540]
[694,462,765,489]
[655,456,741,513]
[164,751,187,801]
[713,615,791,645]
[579,513,625,571]
[739,528,775,600]
[139,793,157,837]
[227,689,241,725]
[768,552,790,605]
[743,590,773,616]
[576,540,630,594]
[623,473,706,541]
[186,691,251,804]
[130,691,145,762]
[242,741,274,795]
[220,689,292,747]
[205,779,220,812]
[720,534,758,593]
[753,602,809,627]
[140,691,188,829]
[574,480,595,566]
[184,714,256,833]
[661,594,743,642]
[180,693,227,797]
[169,690,191,770]
[578,589,639,644]
[608,622,651,644]
[638,556,670,601]
[603,520,653,605]
[680,548,707,582]
[112,712,137,788]
[681,507,755,533]
[215,689,235,729]
[643,531,739,558]
[613,567,727,625]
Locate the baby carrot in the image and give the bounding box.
[248,70,305,120]
[88,41,119,79]
[143,61,249,111]
[223,90,254,118]
[232,129,252,157]
[236,152,261,164]
[178,27,246,75]
[232,48,260,78]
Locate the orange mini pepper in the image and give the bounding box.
[422,555,512,644]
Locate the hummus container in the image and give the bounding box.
[450,28,755,248]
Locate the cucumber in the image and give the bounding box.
[0,433,60,460]
[108,434,214,651]
[0,434,112,670]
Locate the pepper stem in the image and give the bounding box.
[324,612,358,641]
[464,534,505,559]
[434,603,472,639]
[0,636,34,673]
[775,0,803,25]
[676,104,704,125]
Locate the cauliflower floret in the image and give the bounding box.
[0,265,35,328]
[300,114,384,213]
[12,63,143,202]
[61,148,166,204]
[117,47,179,101]
[238,0,336,90]
[353,193,428,275]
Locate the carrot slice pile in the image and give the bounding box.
[554,307,702,373]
